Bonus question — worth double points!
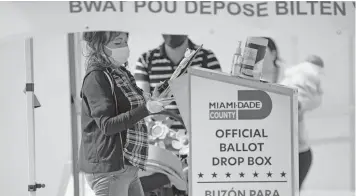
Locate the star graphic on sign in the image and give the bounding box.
[225,172,231,178]
[212,172,217,178]
[281,172,287,177]
[239,172,245,178]
[198,173,204,178]
[253,171,259,178]
[267,171,273,177]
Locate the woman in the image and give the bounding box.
[262,37,314,189]
[79,31,166,196]
[281,55,324,189]
[261,37,281,83]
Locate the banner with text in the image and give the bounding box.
[69,1,353,16]
[190,75,296,196]
[0,1,354,40]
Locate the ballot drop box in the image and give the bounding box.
[170,67,299,196]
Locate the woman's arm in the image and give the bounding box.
[83,71,150,136]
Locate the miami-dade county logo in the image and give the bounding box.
[209,90,272,120]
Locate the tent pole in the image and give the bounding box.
[25,37,45,196]
[68,33,80,196]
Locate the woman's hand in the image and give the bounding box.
[143,92,152,102]
[146,97,174,114]
[146,100,165,114]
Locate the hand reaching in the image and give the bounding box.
[146,96,174,114]
[146,100,165,114]
[143,92,152,102]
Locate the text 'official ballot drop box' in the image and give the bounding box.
[169,67,299,196]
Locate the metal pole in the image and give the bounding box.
[25,37,44,196]
[349,34,355,192]
[67,33,80,196]
[74,32,86,196]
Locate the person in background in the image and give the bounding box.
[135,34,222,93]
[280,54,324,189]
[79,31,169,196]
[134,34,222,195]
[261,37,282,83]
[261,37,323,189]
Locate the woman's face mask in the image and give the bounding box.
[105,32,130,66]
[106,46,130,66]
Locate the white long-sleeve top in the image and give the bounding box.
[280,62,323,153]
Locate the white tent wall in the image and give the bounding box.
[294,31,355,191]
[0,37,28,196]
[0,34,73,196]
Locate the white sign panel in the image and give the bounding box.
[190,74,297,196]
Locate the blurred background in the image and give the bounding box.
[0,1,354,196]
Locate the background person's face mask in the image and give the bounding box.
[163,35,187,49]
[107,46,130,66]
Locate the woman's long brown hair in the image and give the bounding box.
[82,31,128,69]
